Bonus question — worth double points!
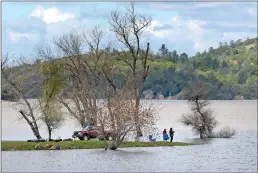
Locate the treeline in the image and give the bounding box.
[144,37,257,100]
[2,37,257,100]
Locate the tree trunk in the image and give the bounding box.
[200,127,204,139]
[47,125,52,141]
[134,94,143,141]
[19,110,42,140]
[81,119,87,129]
[107,98,116,130]
[109,141,118,150]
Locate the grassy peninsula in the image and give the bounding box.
[1,140,196,151]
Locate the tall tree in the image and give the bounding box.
[230,40,235,47]
[219,42,223,48]
[108,2,152,140]
[179,53,188,63]
[158,44,168,57]
[170,50,179,62]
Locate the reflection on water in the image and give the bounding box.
[2,100,257,172]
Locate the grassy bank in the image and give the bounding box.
[2,140,196,151]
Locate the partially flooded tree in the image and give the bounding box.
[181,81,218,139]
[1,54,42,139]
[181,81,236,139]
[108,2,152,140]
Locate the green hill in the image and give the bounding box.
[2,37,257,100]
[145,37,257,99]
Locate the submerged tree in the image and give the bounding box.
[181,81,218,139]
[181,81,236,139]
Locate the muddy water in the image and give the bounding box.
[2,100,257,172]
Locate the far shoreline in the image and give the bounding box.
[2,99,257,103]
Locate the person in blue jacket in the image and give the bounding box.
[162,128,169,141]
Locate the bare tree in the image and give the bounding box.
[52,31,101,128]
[98,76,158,150]
[1,53,42,139]
[108,2,152,140]
[181,81,218,139]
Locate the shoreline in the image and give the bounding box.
[1,140,197,151]
[2,100,258,102]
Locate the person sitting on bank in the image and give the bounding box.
[148,135,156,142]
[163,128,169,141]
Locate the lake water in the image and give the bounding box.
[1,100,257,172]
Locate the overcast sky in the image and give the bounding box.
[2,2,257,57]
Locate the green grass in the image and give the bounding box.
[1,140,196,151]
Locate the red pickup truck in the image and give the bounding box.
[72,126,117,140]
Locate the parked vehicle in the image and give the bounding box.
[72,126,117,141]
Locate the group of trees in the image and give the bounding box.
[1,3,158,150]
[2,37,256,101]
[1,3,254,146]
[143,37,257,100]
[157,44,189,63]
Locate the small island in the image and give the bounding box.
[2,140,196,151]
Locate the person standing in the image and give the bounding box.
[169,128,175,142]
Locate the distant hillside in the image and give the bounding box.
[144,37,257,100]
[2,37,257,100]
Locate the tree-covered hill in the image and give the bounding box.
[145,37,257,99]
[2,37,257,100]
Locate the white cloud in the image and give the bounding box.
[150,2,226,11]
[30,5,44,18]
[216,21,257,28]
[185,19,207,35]
[147,16,211,53]
[9,31,29,42]
[248,7,257,17]
[8,30,39,43]
[31,5,75,24]
[146,12,257,55]
[194,2,224,9]
[222,32,257,41]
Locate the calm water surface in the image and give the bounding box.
[2,100,257,172]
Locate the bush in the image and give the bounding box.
[216,127,236,138]
[208,126,236,138]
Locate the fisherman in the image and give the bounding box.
[169,128,175,142]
